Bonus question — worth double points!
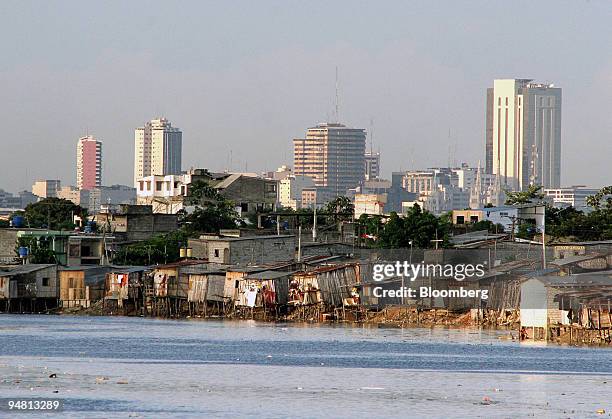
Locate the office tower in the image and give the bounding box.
[485,88,494,175]
[134,117,182,185]
[485,79,562,190]
[364,151,380,181]
[293,123,366,198]
[76,135,102,190]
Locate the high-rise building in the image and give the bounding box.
[278,175,316,210]
[293,123,366,199]
[485,79,562,190]
[32,180,61,199]
[134,118,182,186]
[76,135,102,190]
[364,151,380,181]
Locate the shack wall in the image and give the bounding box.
[59,270,86,301]
[520,278,547,328]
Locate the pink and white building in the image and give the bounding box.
[77,135,102,190]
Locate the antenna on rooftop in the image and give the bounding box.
[335,66,340,123]
[447,128,452,168]
[369,118,374,155]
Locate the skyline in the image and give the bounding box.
[1,1,611,192]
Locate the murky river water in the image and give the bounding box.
[1,315,611,418]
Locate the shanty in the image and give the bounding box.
[0,264,58,312]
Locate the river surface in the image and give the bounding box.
[0,315,611,418]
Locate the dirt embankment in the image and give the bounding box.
[364,307,520,329]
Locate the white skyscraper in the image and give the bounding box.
[134,118,182,185]
[486,79,562,190]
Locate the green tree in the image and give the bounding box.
[544,187,612,241]
[182,200,240,235]
[15,236,57,264]
[187,180,220,204]
[376,204,451,249]
[23,198,85,230]
[114,230,189,266]
[471,220,505,233]
[504,185,544,205]
[586,186,612,212]
[325,196,354,223]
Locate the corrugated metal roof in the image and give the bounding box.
[549,254,607,266]
[533,273,612,287]
[108,265,151,273]
[0,264,56,276]
[206,235,295,242]
[213,173,241,189]
[244,270,296,280]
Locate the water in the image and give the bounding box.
[1,315,611,418]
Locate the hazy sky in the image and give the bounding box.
[1,0,610,193]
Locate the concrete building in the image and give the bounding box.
[134,118,182,186]
[0,189,22,209]
[0,227,114,266]
[264,165,293,181]
[400,166,505,213]
[194,234,296,265]
[386,172,417,213]
[56,186,87,207]
[136,174,191,213]
[364,151,380,181]
[452,204,545,234]
[300,187,321,209]
[96,204,178,242]
[354,193,386,218]
[32,180,61,199]
[57,185,136,213]
[136,169,277,216]
[76,135,102,190]
[293,122,366,200]
[401,170,467,215]
[486,79,562,190]
[212,174,277,217]
[278,175,316,210]
[19,191,38,207]
[452,207,518,232]
[136,168,214,213]
[543,186,600,212]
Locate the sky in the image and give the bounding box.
[0,0,610,193]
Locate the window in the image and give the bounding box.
[156,181,163,191]
[69,243,80,257]
[42,277,50,287]
[81,245,92,257]
[240,203,249,212]
[214,249,220,258]
[470,216,479,223]
[456,216,465,225]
